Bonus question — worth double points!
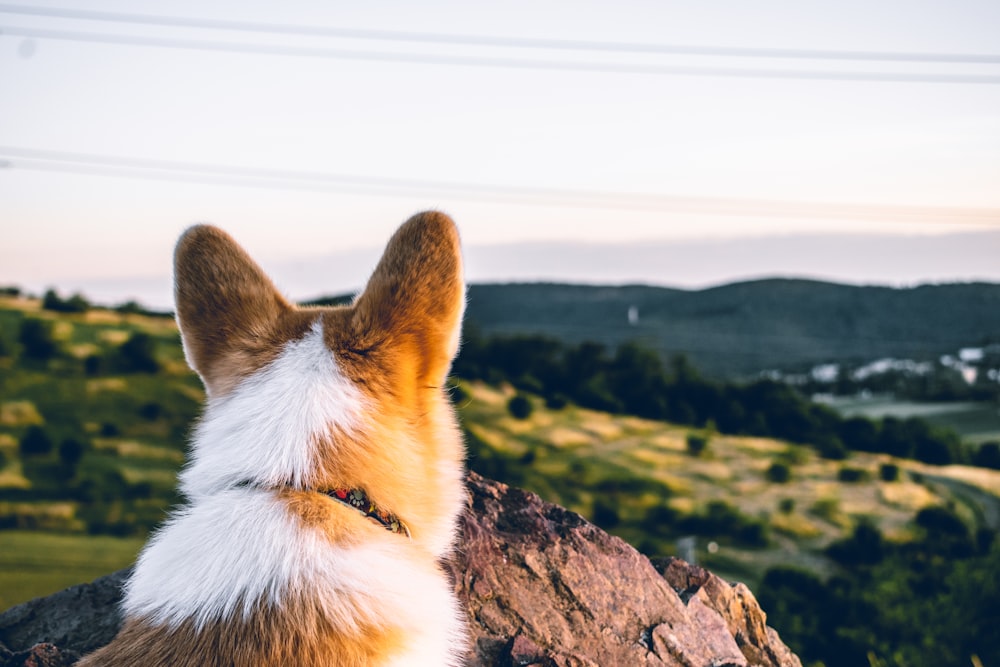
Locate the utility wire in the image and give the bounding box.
[2,146,997,226]
[3,25,998,85]
[1,3,997,65]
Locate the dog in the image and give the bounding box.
[79,211,469,666]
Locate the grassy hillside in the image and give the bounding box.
[463,280,1000,377]
[0,295,199,538]
[456,381,1000,586]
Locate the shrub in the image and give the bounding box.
[641,504,679,533]
[544,393,569,410]
[837,466,869,483]
[826,520,884,565]
[816,435,849,460]
[972,442,1000,470]
[42,288,90,313]
[766,462,791,483]
[592,499,620,528]
[507,393,533,420]
[100,422,121,437]
[138,402,163,421]
[19,425,54,457]
[913,435,956,466]
[879,463,900,481]
[119,332,159,373]
[837,416,880,452]
[18,318,58,361]
[778,498,796,514]
[58,438,86,467]
[915,506,968,538]
[686,433,709,457]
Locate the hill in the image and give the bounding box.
[0,294,997,665]
[462,280,1000,378]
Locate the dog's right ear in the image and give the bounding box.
[350,211,465,394]
[174,225,291,396]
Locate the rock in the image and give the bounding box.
[0,642,79,667]
[448,472,800,667]
[0,473,801,666]
[0,571,127,657]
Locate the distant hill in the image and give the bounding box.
[461,280,1000,378]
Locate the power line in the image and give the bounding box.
[2,145,997,226]
[1,3,997,65]
[4,25,998,85]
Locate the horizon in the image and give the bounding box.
[8,228,1000,311]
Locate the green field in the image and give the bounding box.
[457,382,1000,586]
[0,531,144,609]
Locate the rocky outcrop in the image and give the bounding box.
[0,473,800,667]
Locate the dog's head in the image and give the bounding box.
[173,211,466,553]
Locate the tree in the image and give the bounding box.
[827,520,884,566]
[507,394,533,420]
[766,462,791,483]
[838,417,880,452]
[19,425,54,457]
[973,442,1000,470]
[879,463,900,482]
[837,466,869,483]
[58,438,86,467]
[686,433,709,457]
[18,318,58,361]
[42,288,89,313]
[118,332,159,373]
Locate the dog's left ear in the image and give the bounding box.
[174,225,291,396]
[351,211,465,386]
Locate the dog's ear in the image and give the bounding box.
[351,211,465,387]
[174,225,291,395]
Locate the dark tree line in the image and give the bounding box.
[760,506,998,667]
[453,330,979,467]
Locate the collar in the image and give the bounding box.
[231,480,410,538]
[325,487,411,538]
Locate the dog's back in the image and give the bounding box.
[79,212,469,666]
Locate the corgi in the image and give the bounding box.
[78,212,469,666]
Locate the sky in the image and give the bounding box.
[1,1,999,308]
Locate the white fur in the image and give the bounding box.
[125,489,466,664]
[130,310,467,663]
[180,319,366,498]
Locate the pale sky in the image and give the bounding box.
[1,1,999,306]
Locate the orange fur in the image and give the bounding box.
[80,600,405,667]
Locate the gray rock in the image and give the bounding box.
[0,570,127,658]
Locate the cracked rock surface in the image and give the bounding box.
[0,472,801,667]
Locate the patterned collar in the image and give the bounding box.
[231,480,410,538]
[325,487,411,538]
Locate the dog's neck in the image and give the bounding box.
[232,480,410,537]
